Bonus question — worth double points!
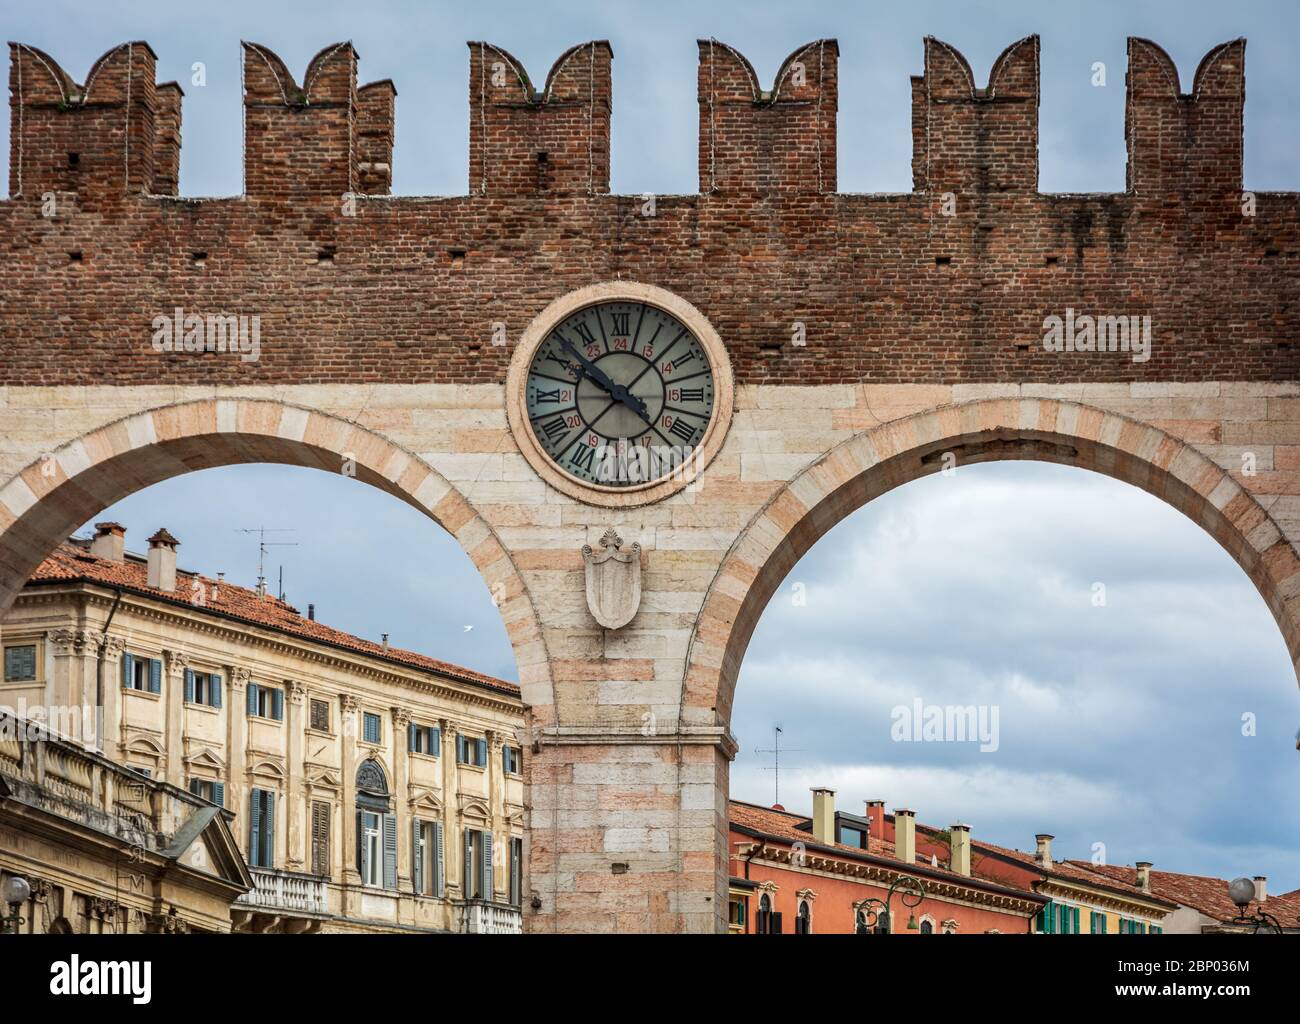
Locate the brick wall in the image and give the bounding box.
[1,36,1293,388]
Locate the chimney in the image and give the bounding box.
[864,799,885,842]
[381,633,390,652]
[811,787,835,844]
[256,578,267,600]
[949,823,971,876]
[1035,834,1054,871]
[1254,876,1267,902]
[895,809,916,865]
[308,603,315,621]
[1135,861,1152,893]
[90,522,126,562]
[146,528,179,592]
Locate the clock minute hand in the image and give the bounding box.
[558,339,651,422]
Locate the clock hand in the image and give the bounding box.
[558,338,651,422]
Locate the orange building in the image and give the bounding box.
[728,791,1045,934]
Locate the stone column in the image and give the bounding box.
[340,694,360,886]
[98,636,125,761]
[286,681,307,870]
[440,716,459,897]
[225,667,251,843]
[486,728,503,901]
[161,649,189,787]
[391,706,411,887]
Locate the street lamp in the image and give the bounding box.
[1226,877,1284,935]
[1,875,31,935]
[856,873,926,934]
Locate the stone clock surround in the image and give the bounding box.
[507,281,736,508]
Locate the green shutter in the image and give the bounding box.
[432,727,441,757]
[1073,906,1080,934]
[271,687,283,721]
[413,821,425,894]
[464,828,475,898]
[189,778,202,796]
[213,781,225,807]
[482,830,493,900]
[382,813,397,890]
[249,789,263,866]
[408,723,417,752]
[263,790,275,868]
[211,674,222,709]
[184,668,195,702]
[149,659,162,694]
[434,821,445,898]
[247,682,259,716]
[122,652,134,689]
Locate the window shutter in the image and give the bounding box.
[457,734,465,762]
[477,738,487,765]
[249,789,263,867]
[121,652,134,689]
[432,728,441,757]
[434,821,445,898]
[149,659,163,694]
[357,810,368,882]
[510,838,521,906]
[247,682,259,715]
[413,821,425,894]
[311,801,329,876]
[1073,906,1080,933]
[1044,900,1054,934]
[771,911,783,934]
[482,830,494,900]
[211,674,223,709]
[264,790,275,868]
[189,778,201,796]
[503,745,510,773]
[184,668,195,702]
[464,828,475,898]
[271,687,283,722]
[382,813,398,890]
[408,723,417,752]
[213,781,225,808]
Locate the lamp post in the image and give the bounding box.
[856,873,926,934]
[1226,877,1285,935]
[1,875,31,935]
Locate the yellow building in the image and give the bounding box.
[0,523,527,933]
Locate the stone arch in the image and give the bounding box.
[0,397,551,712]
[685,397,1300,723]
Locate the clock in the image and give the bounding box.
[507,283,734,507]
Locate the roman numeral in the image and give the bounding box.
[568,444,597,473]
[534,388,562,404]
[571,321,597,345]
[609,311,630,335]
[540,418,569,443]
[671,351,698,371]
[679,388,705,403]
[669,418,697,442]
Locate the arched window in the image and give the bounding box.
[855,909,868,934]
[795,899,812,934]
[356,759,395,890]
[756,892,782,934]
[920,918,934,934]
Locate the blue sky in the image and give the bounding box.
[7,0,1297,888]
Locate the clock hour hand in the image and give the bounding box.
[558,338,651,423]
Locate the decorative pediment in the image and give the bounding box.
[506,806,525,829]
[458,795,491,821]
[162,805,254,895]
[304,766,341,791]
[183,746,226,772]
[247,756,286,780]
[796,887,818,902]
[756,880,779,896]
[123,732,165,757]
[408,786,444,814]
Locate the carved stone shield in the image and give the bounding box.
[582,528,641,630]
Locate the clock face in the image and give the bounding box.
[523,300,717,488]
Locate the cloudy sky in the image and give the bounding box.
[8,0,1298,886]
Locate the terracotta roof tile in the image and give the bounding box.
[1065,861,1300,924]
[29,541,520,700]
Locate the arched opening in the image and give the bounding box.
[701,399,1300,932]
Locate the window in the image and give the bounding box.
[855,909,869,935]
[1150,924,1162,935]
[248,788,276,867]
[128,766,151,778]
[246,682,283,721]
[413,819,445,897]
[838,824,867,849]
[463,828,493,900]
[755,893,782,934]
[729,896,747,930]
[502,744,521,775]
[920,918,934,934]
[795,899,812,934]
[359,811,382,886]
[363,712,382,744]
[121,653,162,693]
[1091,910,1108,934]
[309,698,330,732]
[509,837,523,906]
[4,644,36,681]
[311,800,330,876]
[184,669,223,708]
[457,734,487,767]
[187,778,225,806]
[409,723,441,755]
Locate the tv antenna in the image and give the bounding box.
[237,527,297,594]
[755,725,802,807]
